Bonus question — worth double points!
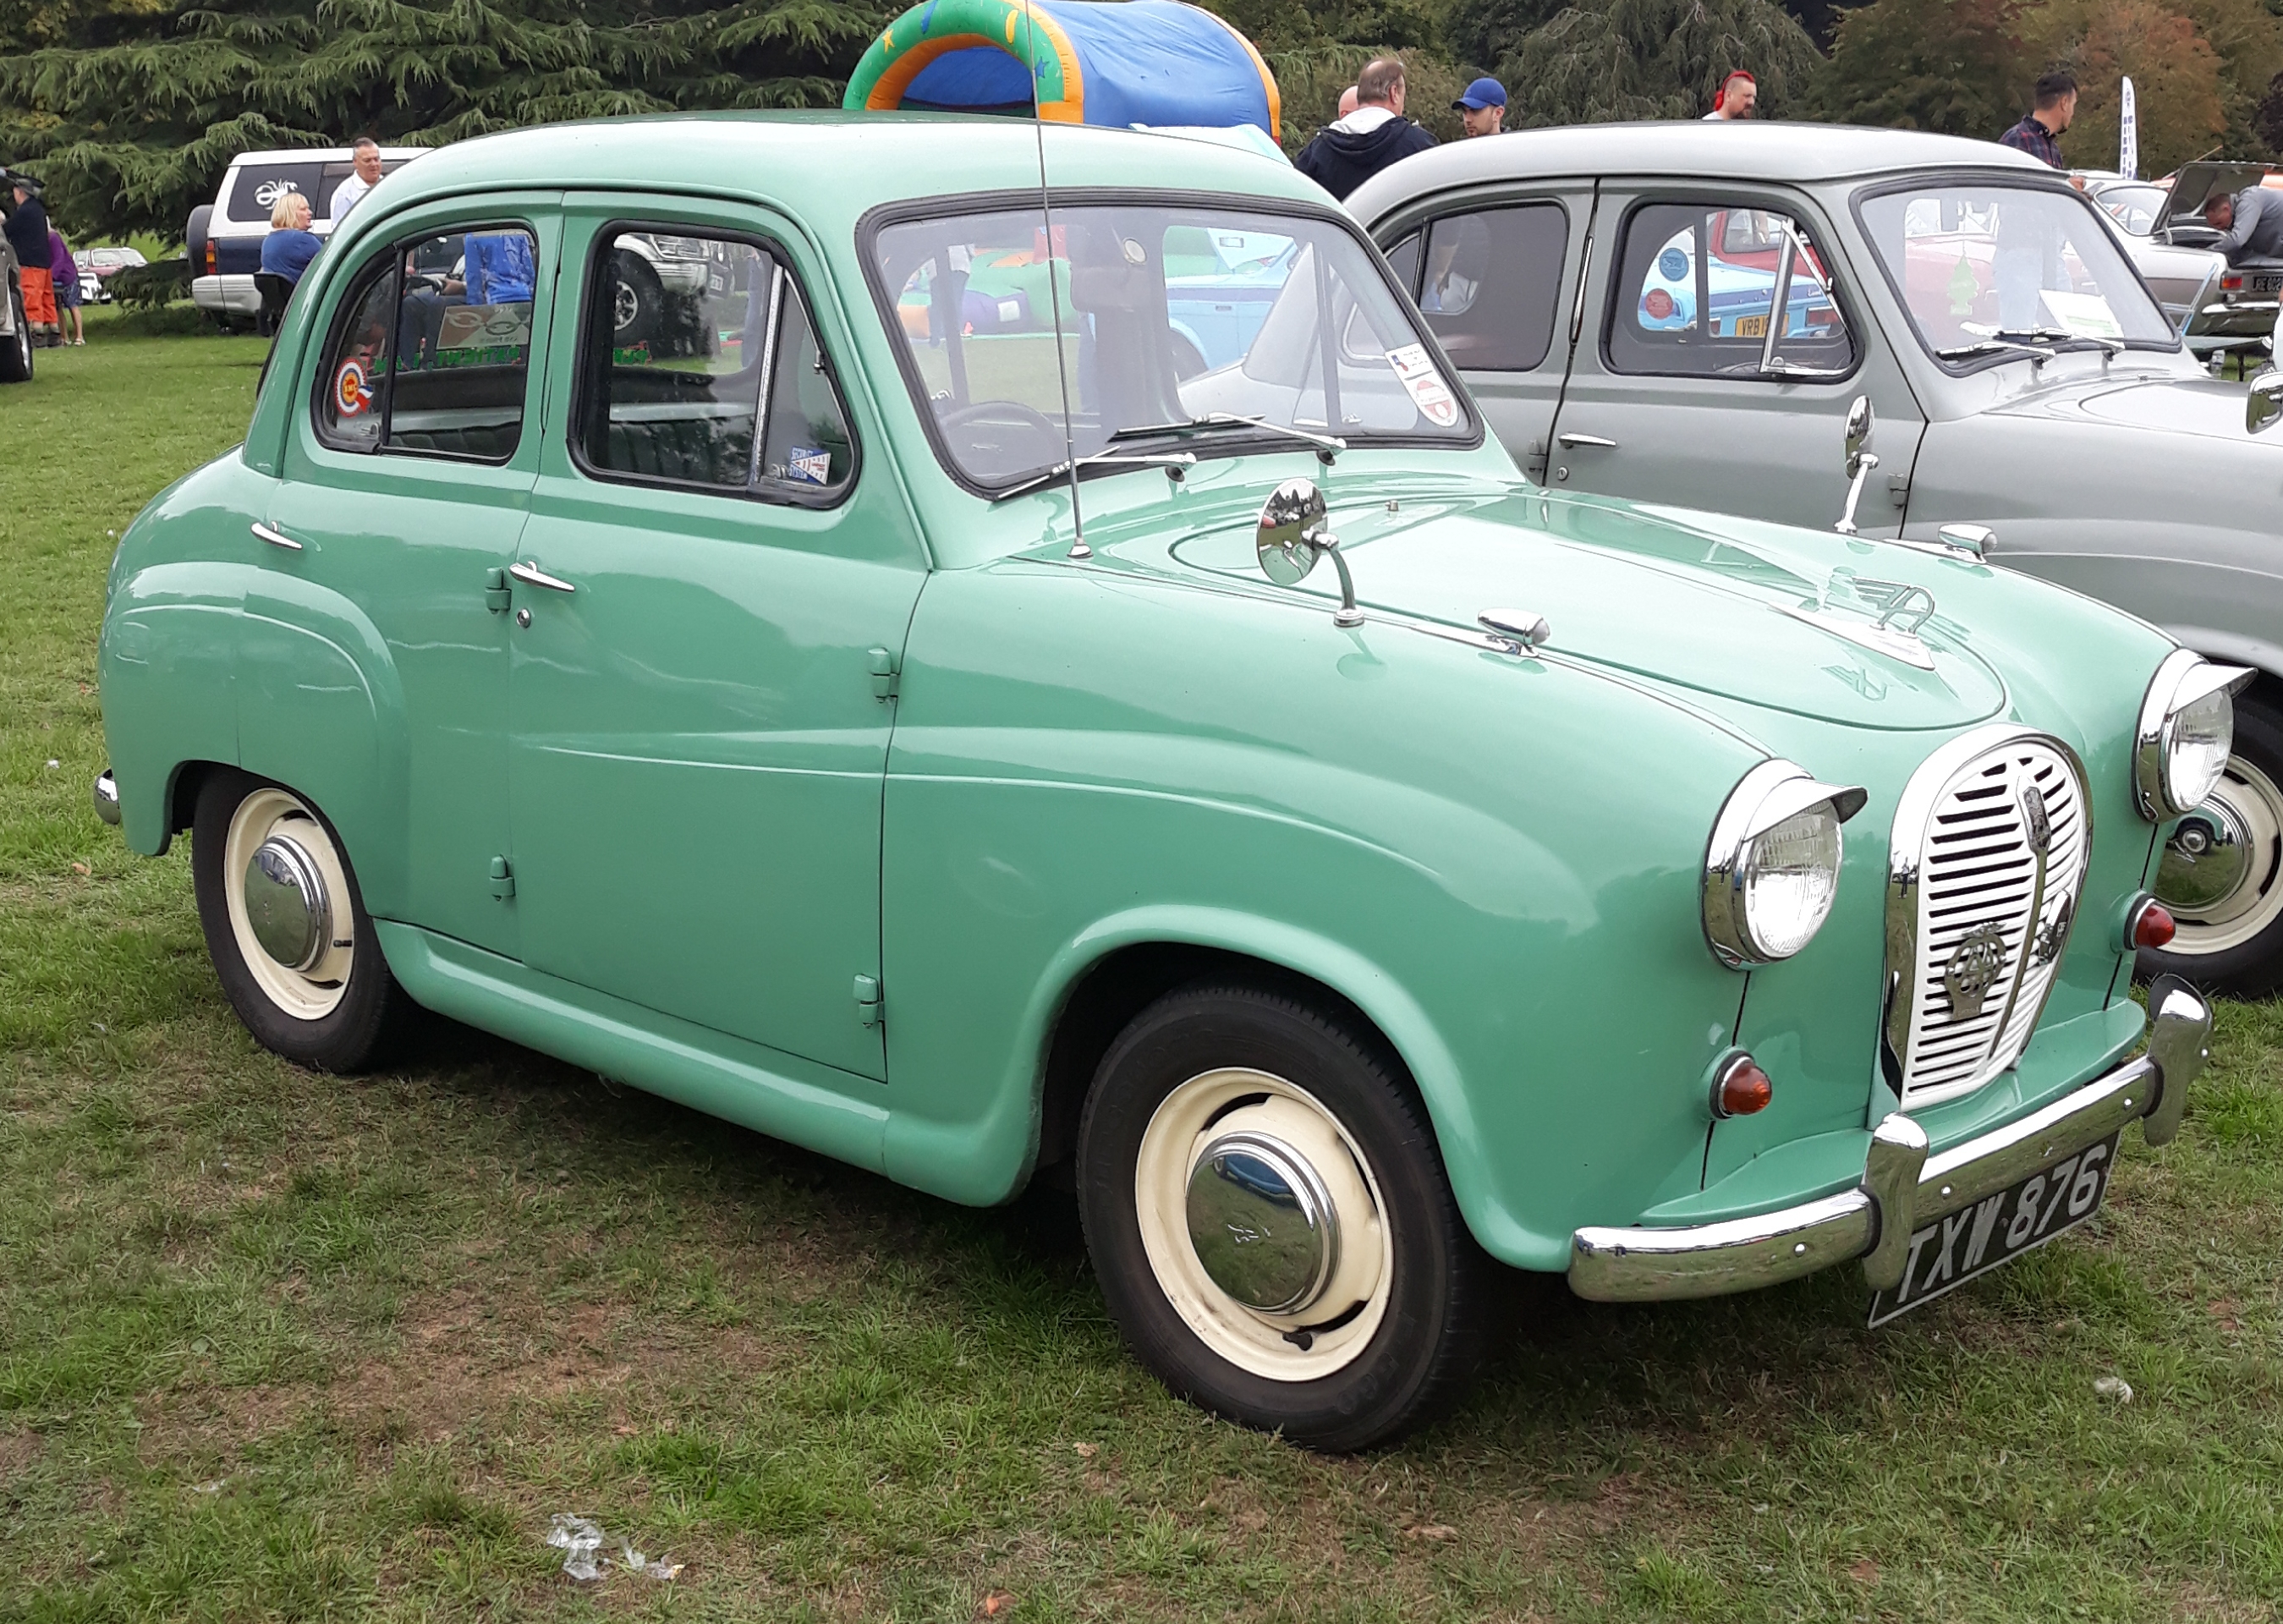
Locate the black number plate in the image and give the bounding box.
[1867,1133,2119,1327]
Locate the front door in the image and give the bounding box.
[1548,186,1924,537]
[506,199,926,1081]
[1378,181,1599,484]
[262,198,561,959]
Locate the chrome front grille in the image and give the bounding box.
[1883,729,2092,1108]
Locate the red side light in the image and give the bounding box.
[2222,274,2244,292]
[1712,1056,1774,1118]
[2131,899,2177,950]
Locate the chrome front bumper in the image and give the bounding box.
[1568,978,2213,1303]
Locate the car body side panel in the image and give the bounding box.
[879,555,1767,1269]
[1907,409,2283,684]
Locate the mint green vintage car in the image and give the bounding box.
[96,114,2235,1449]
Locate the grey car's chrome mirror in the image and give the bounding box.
[1936,523,1994,559]
[2248,370,2283,435]
[1257,478,1363,628]
[1836,395,1880,536]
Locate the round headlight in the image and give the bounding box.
[2135,650,2250,820]
[1703,760,1867,968]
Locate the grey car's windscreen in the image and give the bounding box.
[869,203,1473,492]
[1858,184,2177,359]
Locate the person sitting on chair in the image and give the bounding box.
[261,192,321,284]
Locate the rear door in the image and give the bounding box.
[1375,180,1596,483]
[1548,184,1925,537]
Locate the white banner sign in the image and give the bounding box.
[2121,76,2138,179]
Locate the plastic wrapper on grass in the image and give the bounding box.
[544,1514,682,1583]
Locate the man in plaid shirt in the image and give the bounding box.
[1999,72,2077,168]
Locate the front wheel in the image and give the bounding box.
[2143,694,2283,996]
[1076,983,1490,1451]
[192,769,410,1070]
[0,288,32,383]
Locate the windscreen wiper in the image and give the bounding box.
[1935,338,2053,365]
[1110,412,1347,463]
[993,450,1197,500]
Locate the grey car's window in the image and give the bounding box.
[1858,184,2176,358]
[1606,201,1855,379]
[870,202,1469,493]
[1412,203,1567,372]
[2092,183,2167,237]
[575,228,855,504]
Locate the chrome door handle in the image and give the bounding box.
[250,522,304,551]
[508,560,577,593]
[1556,432,1618,449]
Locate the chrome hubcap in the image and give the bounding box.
[1185,1130,1341,1314]
[243,836,332,971]
[2157,801,2253,914]
[614,281,639,332]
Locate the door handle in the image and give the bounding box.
[508,560,577,593]
[250,522,304,551]
[1556,432,1618,449]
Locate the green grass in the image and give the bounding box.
[5,312,2283,1621]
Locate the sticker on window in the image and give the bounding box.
[782,446,833,486]
[1386,344,1460,428]
[334,360,372,417]
[2039,289,2124,339]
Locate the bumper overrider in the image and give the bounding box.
[1569,977,2214,1302]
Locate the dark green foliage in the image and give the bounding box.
[1441,0,1571,67]
[1483,0,1825,125]
[1813,0,2032,137]
[0,0,890,244]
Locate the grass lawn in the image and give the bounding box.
[5,309,2283,1622]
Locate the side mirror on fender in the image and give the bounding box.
[1257,478,1364,628]
[1836,394,1880,535]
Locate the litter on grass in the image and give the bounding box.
[545,1515,681,1583]
[2094,1375,2134,1403]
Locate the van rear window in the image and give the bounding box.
[227,158,408,224]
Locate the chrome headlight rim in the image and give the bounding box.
[2134,649,2253,820]
[1702,760,1868,969]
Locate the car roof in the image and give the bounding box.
[365,112,1327,237]
[1346,120,2056,222]
[225,146,426,167]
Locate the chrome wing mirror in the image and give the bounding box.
[1257,478,1363,628]
[2249,369,2283,435]
[1836,394,1879,535]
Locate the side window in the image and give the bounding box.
[1384,232,1422,299]
[1415,203,1567,371]
[312,224,537,460]
[1607,201,1857,380]
[576,227,857,503]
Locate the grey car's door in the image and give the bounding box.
[1378,181,1595,484]
[1545,184,1924,538]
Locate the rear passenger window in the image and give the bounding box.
[576,228,856,504]
[313,223,537,460]
[1413,204,1567,371]
[1607,201,1856,380]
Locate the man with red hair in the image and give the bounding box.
[1703,69,1756,121]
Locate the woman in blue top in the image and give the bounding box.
[260,193,321,283]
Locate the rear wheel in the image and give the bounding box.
[2143,694,2283,996]
[612,250,663,348]
[192,769,410,1070]
[1076,983,1490,1451]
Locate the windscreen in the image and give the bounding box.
[1858,183,2176,359]
[870,202,1471,491]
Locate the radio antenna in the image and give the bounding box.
[1018,0,1089,559]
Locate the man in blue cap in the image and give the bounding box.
[1453,77,1507,138]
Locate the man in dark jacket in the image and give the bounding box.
[1295,58,1436,202]
[3,173,58,346]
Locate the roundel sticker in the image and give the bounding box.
[334,359,372,417]
[1644,288,1676,321]
[1386,343,1460,429]
[1657,245,1688,282]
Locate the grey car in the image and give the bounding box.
[1350,123,2283,992]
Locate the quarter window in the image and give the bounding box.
[575,228,856,502]
[1608,201,1856,380]
[312,224,538,461]
[1410,204,1568,371]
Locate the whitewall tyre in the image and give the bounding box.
[2143,696,2283,997]
[192,769,409,1071]
[1077,983,1490,1451]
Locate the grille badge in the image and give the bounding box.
[2019,778,2053,856]
[1942,922,2009,1018]
[2032,895,2074,967]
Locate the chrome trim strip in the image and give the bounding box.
[1568,982,2210,1303]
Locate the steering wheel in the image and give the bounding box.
[937,398,1067,478]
